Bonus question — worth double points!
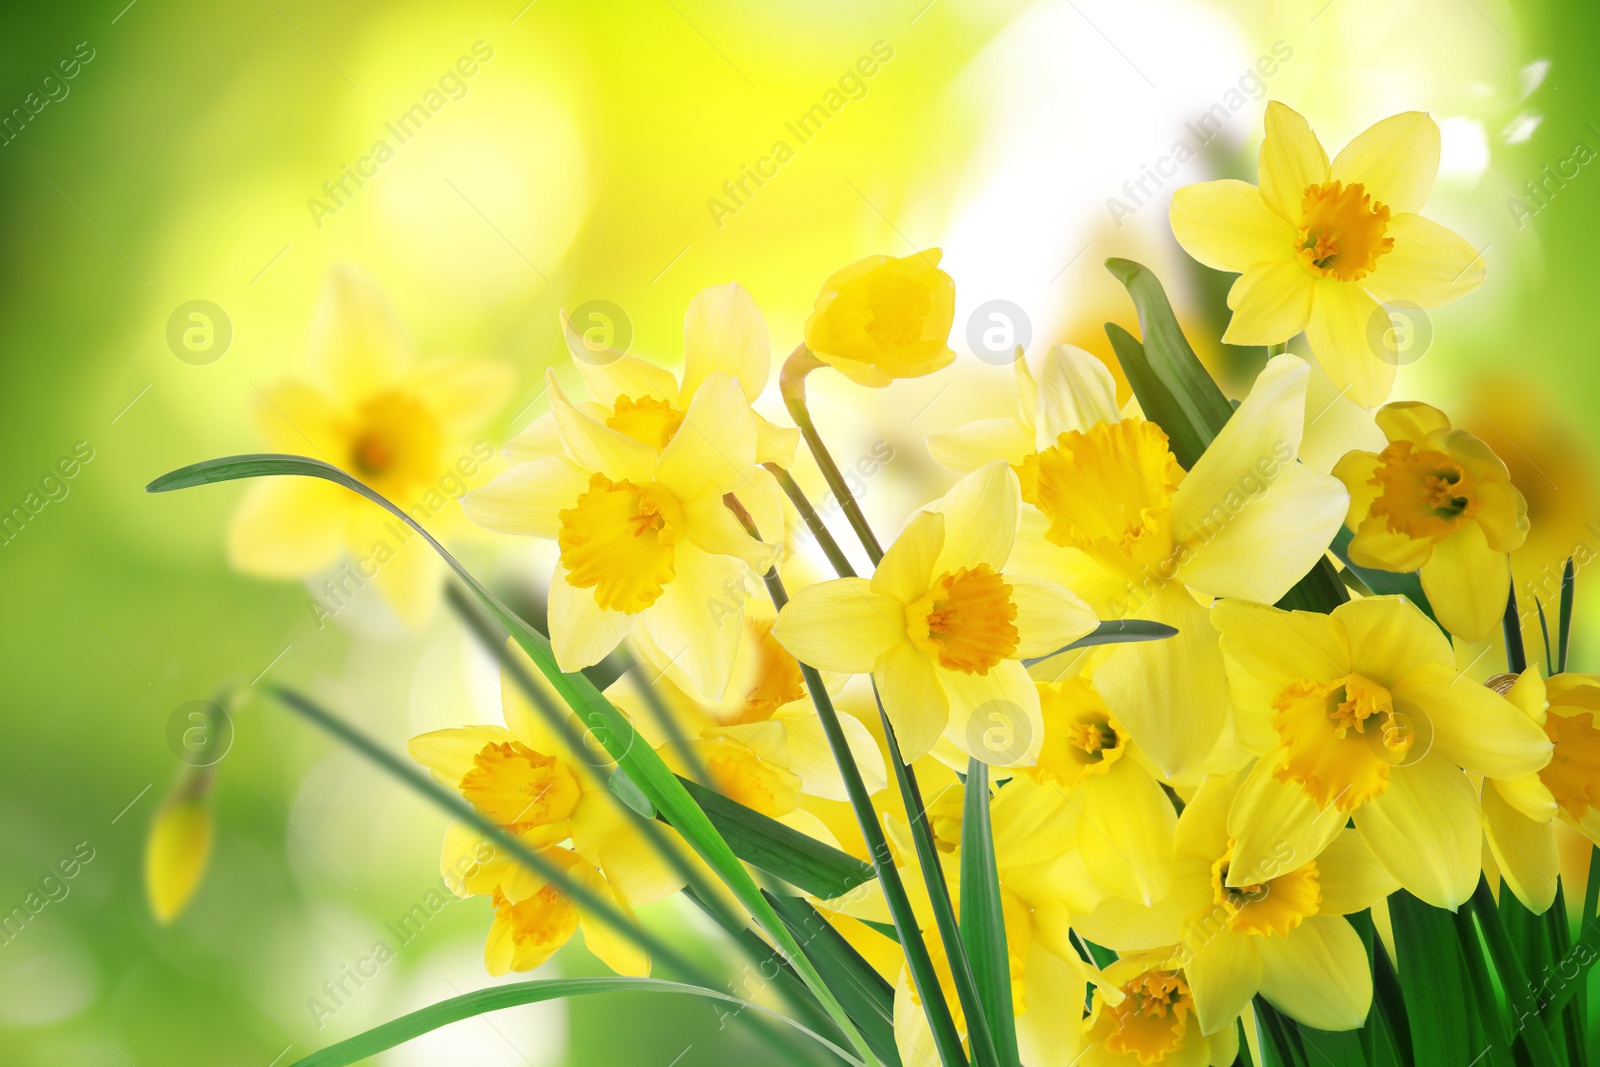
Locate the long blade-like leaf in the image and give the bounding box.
[959,760,1018,1067]
[148,454,878,1065]
[1021,619,1176,668]
[768,892,901,1066]
[290,977,862,1067]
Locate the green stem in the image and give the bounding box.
[781,346,884,566]
[1559,558,1576,674]
[959,759,1018,1066]
[765,461,859,578]
[1471,877,1564,1063]
[1451,904,1512,1064]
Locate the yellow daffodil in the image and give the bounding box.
[982,349,1346,777]
[1080,954,1239,1067]
[804,250,956,387]
[1482,671,1600,911]
[621,616,888,818]
[1000,669,1178,905]
[1170,102,1486,408]
[884,779,1098,1067]
[144,787,214,924]
[1334,401,1529,642]
[773,460,1096,766]
[1213,595,1551,908]
[408,643,657,976]
[230,266,512,625]
[463,366,774,699]
[1079,772,1395,1036]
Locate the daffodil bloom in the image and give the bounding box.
[884,779,1098,1067]
[978,349,1346,777]
[1080,955,1239,1067]
[1334,401,1529,642]
[1482,671,1600,911]
[773,460,1096,766]
[1170,102,1486,408]
[230,266,513,625]
[1213,595,1551,908]
[621,616,887,818]
[408,645,656,975]
[1079,772,1396,1035]
[804,249,956,387]
[505,283,799,542]
[463,367,774,698]
[999,670,1178,905]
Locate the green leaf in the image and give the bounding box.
[1472,878,1565,1063]
[677,776,875,899]
[148,454,878,1066]
[608,767,656,818]
[1388,890,1472,1064]
[768,892,901,1067]
[1020,618,1177,668]
[1103,259,1345,614]
[1559,557,1576,673]
[289,976,863,1067]
[959,760,1018,1067]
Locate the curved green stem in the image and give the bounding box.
[781,345,884,566]
[765,461,858,579]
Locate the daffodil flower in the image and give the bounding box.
[1213,595,1551,908]
[409,644,656,976]
[1079,771,1397,1036]
[1334,401,1529,642]
[1170,102,1486,408]
[804,249,957,387]
[954,348,1347,777]
[463,368,774,699]
[773,460,1097,766]
[145,789,214,924]
[230,266,513,624]
[1482,670,1599,912]
[1079,954,1240,1067]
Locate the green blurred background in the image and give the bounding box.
[1,0,1595,1062]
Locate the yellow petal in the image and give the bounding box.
[1394,663,1552,781]
[893,969,942,1067]
[503,412,563,464]
[1482,784,1558,913]
[1331,450,1383,526]
[640,543,744,701]
[753,413,799,468]
[1492,772,1558,822]
[309,264,408,397]
[576,866,652,976]
[1304,279,1394,409]
[1222,260,1315,345]
[1212,599,1349,689]
[1170,179,1296,273]
[1255,915,1372,1030]
[1259,101,1330,222]
[549,566,636,672]
[408,725,517,786]
[369,537,442,628]
[1018,947,1092,1067]
[1077,764,1177,904]
[872,510,945,604]
[942,658,1041,767]
[146,794,213,923]
[1419,522,1511,642]
[773,704,888,799]
[1352,755,1480,908]
[682,282,769,402]
[1315,828,1401,914]
[1330,111,1440,216]
[926,417,1035,474]
[227,478,348,576]
[1037,344,1122,443]
[1227,753,1347,884]
[933,460,1019,575]
[1007,575,1096,659]
[407,360,516,434]
[1185,932,1262,1036]
[656,373,758,500]
[1334,595,1452,686]
[462,456,590,538]
[549,370,656,483]
[773,578,904,674]
[249,380,345,457]
[1347,512,1434,572]
[1364,213,1486,308]
[1095,583,1229,777]
[560,309,667,395]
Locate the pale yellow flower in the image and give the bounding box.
[1079,954,1239,1067]
[773,460,1097,767]
[804,250,956,387]
[229,265,512,625]
[1171,102,1486,408]
[145,790,213,924]
[1334,401,1528,642]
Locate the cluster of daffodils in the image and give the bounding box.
[181,102,1600,1067]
